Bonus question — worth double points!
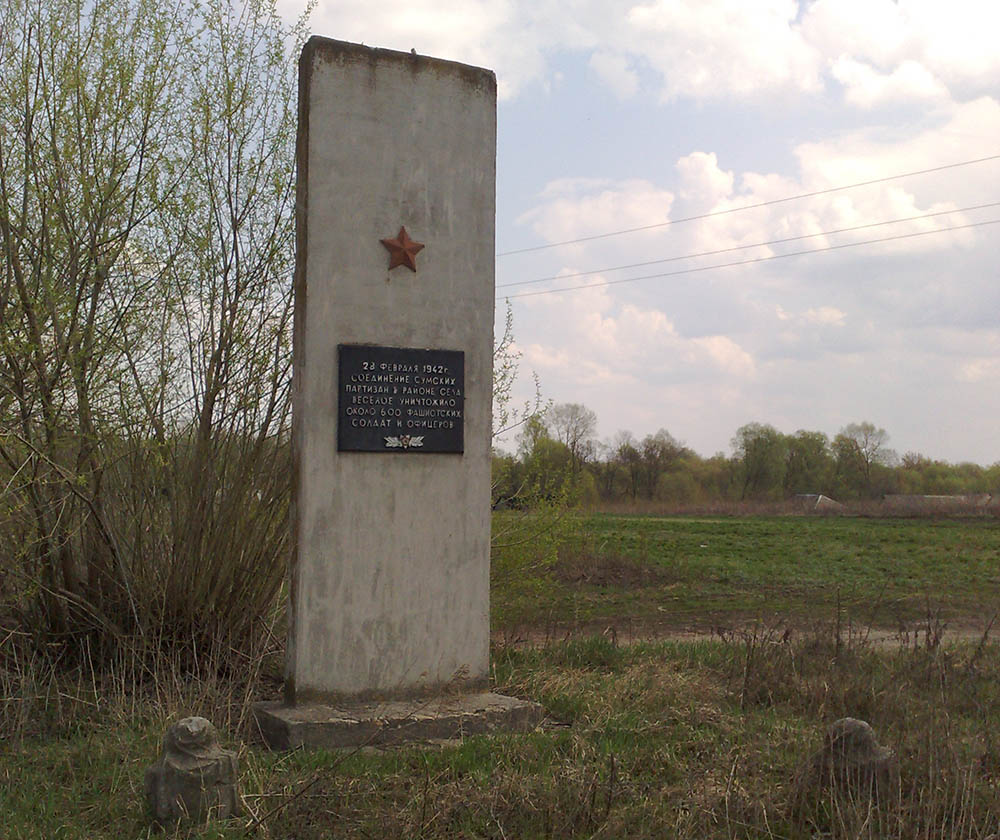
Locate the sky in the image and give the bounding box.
[279,0,1000,466]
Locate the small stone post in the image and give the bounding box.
[794,716,898,817]
[144,716,240,824]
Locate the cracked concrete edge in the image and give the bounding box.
[253,692,545,750]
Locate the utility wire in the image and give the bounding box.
[496,153,1000,256]
[497,201,1000,289]
[498,218,1000,301]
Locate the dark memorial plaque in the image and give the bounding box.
[338,344,464,453]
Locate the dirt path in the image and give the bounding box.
[493,613,997,649]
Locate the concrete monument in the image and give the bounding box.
[254,37,541,749]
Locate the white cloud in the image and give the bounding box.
[690,335,756,377]
[538,177,616,199]
[676,152,735,208]
[517,281,756,384]
[291,0,1000,463]
[505,104,999,460]
[803,307,846,326]
[624,0,823,100]
[958,358,1000,384]
[788,97,1000,252]
[799,0,908,69]
[803,0,1000,101]
[511,100,998,348]
[588,51,639,99]
[916,3,1000,89]
[516,179,675,251]
[284,0,548,98]
[291,0,1000,103]
[521,341,629,385]
[831,58,949,109]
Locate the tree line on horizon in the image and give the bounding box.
[492,403,1000,508]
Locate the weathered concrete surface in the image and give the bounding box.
[288,38,497,701]
[255,693,544,750]
[144,717,239,824]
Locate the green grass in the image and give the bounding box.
[4,513,1000,838]
[5,631,1000,838]
[492,513,1000,634]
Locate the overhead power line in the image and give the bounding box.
[496,153,1000,257]
[497,201,1000,290]
[497,218,1000,301]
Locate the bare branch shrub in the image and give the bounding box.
[0,0,303,665]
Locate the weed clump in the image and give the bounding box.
[552,544,674,588]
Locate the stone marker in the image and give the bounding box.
[145,716,239,824]
[795,717,897,810]
[254,37,542,748]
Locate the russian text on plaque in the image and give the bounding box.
[337,344,465,453]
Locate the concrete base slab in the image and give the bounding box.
[253,693,545,750]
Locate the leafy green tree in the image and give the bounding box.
[834,421,896,498]
[985,462,1000,493]
[639,429,687,499]
[516,413,550,459]
[491,450,525,509]
[898,453,989,495]
[783,430,834,495]
[731,423,788,500]
[954,461,991,494]
[523,437,574,500]
[499,410,577,504]
[613,431,642,500]
[656,463,701,504]
[690,452,738,502]
[548,402,597,475]
[589,440,621,500]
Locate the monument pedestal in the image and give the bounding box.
[254,693,544,750]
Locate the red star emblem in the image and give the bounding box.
[380,226,424,272]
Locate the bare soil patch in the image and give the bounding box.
[551,546,673,588]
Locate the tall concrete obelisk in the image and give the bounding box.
[255,37,541,749]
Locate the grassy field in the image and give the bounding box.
[493,512,1000,638]
[3,513,1000,839]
